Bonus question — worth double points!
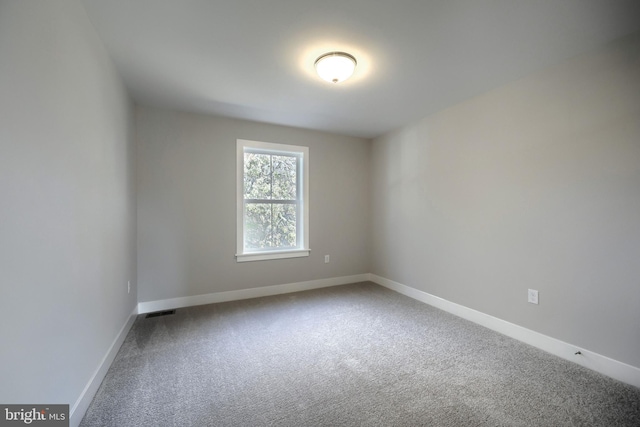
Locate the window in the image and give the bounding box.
[236,139,309,262]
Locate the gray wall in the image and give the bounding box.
[371,34,640,368]
[136,107,370,303]
[0,0,136,407]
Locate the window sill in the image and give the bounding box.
[236,249,310,263]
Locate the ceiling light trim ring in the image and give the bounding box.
[314,51,358,67]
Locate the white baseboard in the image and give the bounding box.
[69,305,138,427]
[368,273,640,389]
[137,274,370,314]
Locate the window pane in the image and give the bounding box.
[272,203,297,248]
[244,153,271,200]
[245,203,272,250]
[272,155,297,200]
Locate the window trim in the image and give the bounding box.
[236,139,310,262]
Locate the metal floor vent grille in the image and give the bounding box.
[145,309,176,318]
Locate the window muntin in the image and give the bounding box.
[236,140,309,262]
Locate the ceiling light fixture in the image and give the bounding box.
[314,52,357,84]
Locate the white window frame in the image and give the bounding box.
[236,139,310,262]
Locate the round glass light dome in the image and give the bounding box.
[314,52,357,83]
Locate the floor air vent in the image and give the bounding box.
[145,309,176,318]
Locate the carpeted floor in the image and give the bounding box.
[80,282,640,426]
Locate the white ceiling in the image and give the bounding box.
[82,0,640,139]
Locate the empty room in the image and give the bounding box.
[1,0,640,426]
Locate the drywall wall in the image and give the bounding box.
[136,107,370,303]
[371,33,640,368]
[0,0,136,413]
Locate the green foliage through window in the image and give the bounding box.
[243,151,298,250]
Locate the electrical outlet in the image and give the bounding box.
[324,255,330,263]
[528,289,539,304]
[128,281,131,294]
